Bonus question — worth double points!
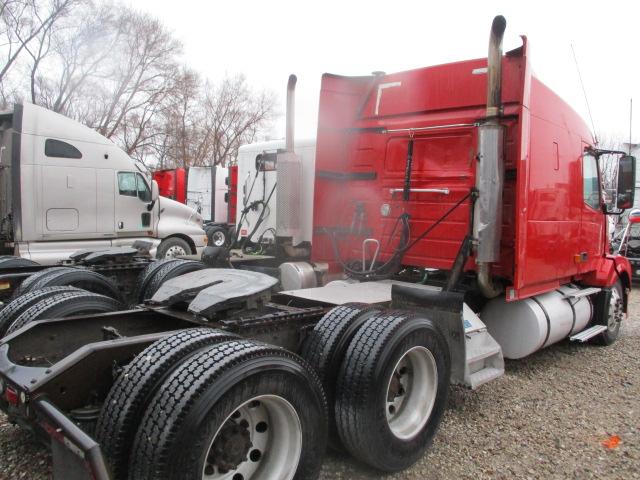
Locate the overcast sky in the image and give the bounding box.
[127,0,639,147]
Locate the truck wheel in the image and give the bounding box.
[5,291,123,335]
[0,286,82,337]
[142,259,205,301]
[207,226,229,247]
[10,266,76,299]
[335,311,450,472]
[0,256,38,269]
[300,303,380,446]
[129,340,327,480]
[594,281,624,346]
[95,328,239,480]
[23,268,123,302]
[133,259,182,304]
[156,237,192,259]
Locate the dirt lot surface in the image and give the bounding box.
[1,289,639,479]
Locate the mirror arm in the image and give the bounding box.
[146,199,156,211]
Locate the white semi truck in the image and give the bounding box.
[235,138,315,252]
[0,103,208,264]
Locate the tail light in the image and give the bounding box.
[5,385,18,406]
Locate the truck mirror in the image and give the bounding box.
[616,155,636,210]
[151,180,160,202]
[146,180,160,212]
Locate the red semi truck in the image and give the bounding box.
[0,16,634,480]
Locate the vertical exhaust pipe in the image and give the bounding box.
[486,15,507,119]
[285,74,297,152]
[475,15,506,298]
[277,74,302,245]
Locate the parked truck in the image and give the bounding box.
[0,103,208,264]
[0,16,634,480]
[235,137,315,256]
[153,165,233,248]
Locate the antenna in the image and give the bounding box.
[571,44,598,144]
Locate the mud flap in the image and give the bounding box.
[391,284,466,385]
[34,398,110,480]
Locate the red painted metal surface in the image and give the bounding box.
[228,165,238,225]
[311,38,628,300]
[153,168,186,204]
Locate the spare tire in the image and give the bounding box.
[22,268,123,302]
[5,290,123,335]
[0,286,83,337]
[133,259,183,304]
[141,260,205,302]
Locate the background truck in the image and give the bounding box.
[0,16,634,480]
[153,165,233,247]
[0,103,208,264]
[235,137,315,255]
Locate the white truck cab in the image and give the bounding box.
[0,103,207,264]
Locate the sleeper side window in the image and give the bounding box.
[118,172,137,197]
[45,139,82,159]
[583,153,600,210]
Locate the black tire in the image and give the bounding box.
[300,303,381,446]
[207,226,229,248]
[11,266,77,299]
[0,286,83,337]
[133,259,182,304]
[0,256,38,269]
[156,237,192,259]
[593,280,624,346]
[95,328,239,480]
[335,311,450,472]
[129,340,327,480]
[5,291,123,335]
[21,268,123,302]
[142,259,205,302]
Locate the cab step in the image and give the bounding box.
[570,325,607,342]
[463,304,504,390]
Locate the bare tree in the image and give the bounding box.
[32,2,117,114]
[0,1,275,170]
[0,0,75,88]
[204,74,275,167]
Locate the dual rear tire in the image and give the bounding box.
[301,305,450,472]
[97,333,327,480]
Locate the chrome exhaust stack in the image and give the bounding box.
[277,74,302,245]
[285,74,297,152]
[474,15,506,298]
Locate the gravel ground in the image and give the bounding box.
[1,291,639,480]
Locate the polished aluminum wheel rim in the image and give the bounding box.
[607,287,624,332]
[212,231,226,247]
[165,245,187,258]
[202,394,302,480]
[385,346,438,440]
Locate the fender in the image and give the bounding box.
[582,254,631,312]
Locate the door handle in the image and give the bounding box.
[118,221,124,230]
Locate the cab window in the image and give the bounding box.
[45,139,82,159]
[118,172,137,197]
[583,153,600,210]
[118,172,152,202]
